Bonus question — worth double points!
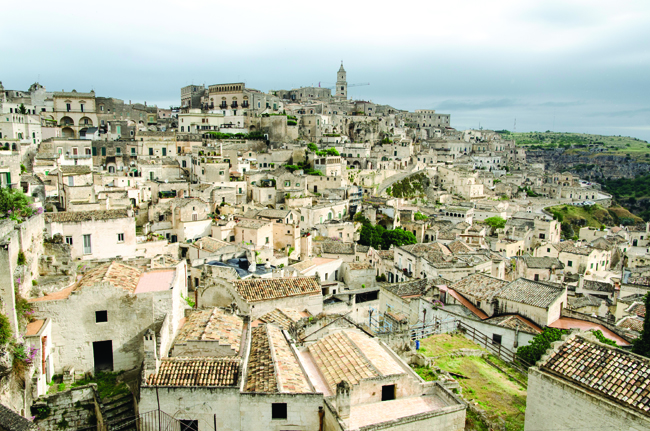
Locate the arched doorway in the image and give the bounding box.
[62,127,75,138]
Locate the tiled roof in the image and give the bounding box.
[191,237,231,253]
[60,165,91,175]
[257,308,307,330]
[626,302,646,318]
[175,308,243,353]
[553,241,593,256]
[485,315,542,335]
[44,209,130,223]
[244,325,277,392]
[497,278,565,309]
[237,218,271,229]
[266,325,311,393]
[257,209,292,219]
[447,239,474,254]
[617,316,643,333]
[570,295,605,310]
[0,402,40,431]
[308,330,404,392]
[451,273,507,301]
[522,256,563,269]
[234,277,320,303]
[382,278,436,298]
[400,242,451,257]
[620,294,647,305]
[76,261,142,293]
[316,241,354,255]
[541,336,650,415]
[583,279,614,293]
[145,357,240,387]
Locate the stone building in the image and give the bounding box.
[525,332,650,430]
[44,209,136,260]
[29,260,187,374]
[52,90,98,139]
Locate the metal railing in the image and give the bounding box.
[456,321,531,373]
[75,409,205,431]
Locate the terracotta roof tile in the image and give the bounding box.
[75,261,142,293]
[175,308,243,353]
[145,357,240,387]
[542,336,650,415]
[234,277,320,303]
[451,273,508,302]
[266,325,311,393]
[244,325,278,392]
[308,330,404,392]
[626,302,646,318]
[44,209,130,223]
[497,278,565,308]
[257,308,307,330]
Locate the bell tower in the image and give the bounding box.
[335,62,347,99]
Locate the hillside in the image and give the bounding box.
[503,131,649,159]
[495,131,650,180]
[546,204,643,239]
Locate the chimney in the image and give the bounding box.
[143,329,160,378]
[336,380,351,420]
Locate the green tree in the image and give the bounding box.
[484,216,506,231]
[325,148,339,156]
[359,223,385,249]
[307,142,318,152]
[18,103,27,115]
[381,229,417,250]
[633,294,650,358]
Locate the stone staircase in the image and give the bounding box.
[101,392,137,431]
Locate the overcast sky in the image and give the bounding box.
[2,0,649,140]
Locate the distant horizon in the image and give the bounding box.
[3,1,648,141]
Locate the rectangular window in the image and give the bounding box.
[265,237,270,244]
[66,103,71,112]
[95,310,108,323]
[102,147,106,156]
[162,148,167,156]
[568,261,573,267]
[381,385,396,401]
[116,147,121,155]
[534,274,539,281]
[83,234,92,254]
[285,181,290,187]
[177,146,181,153]
[492,334,502,345]
[271,403,287,420]
[131,147,136,155]
[149,148,154,156]
[539,233,545,239]
[65,236,73,245]
[179,420,198,431]
[117,233,124,242]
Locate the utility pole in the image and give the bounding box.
[514,118,517,133]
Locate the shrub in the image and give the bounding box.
[0,313,12,346]
[517,328,567,365]
[414,212,428,221]
[17,251,26,266]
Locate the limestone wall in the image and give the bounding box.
[32,384,102,431]
[524,368,650,431]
